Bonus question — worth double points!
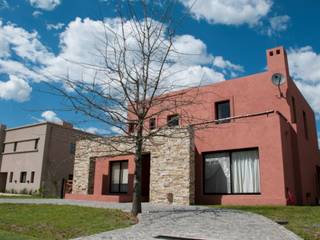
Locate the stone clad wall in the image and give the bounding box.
[72,128,195,205]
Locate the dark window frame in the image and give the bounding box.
[20,171,27,183]
[215,100,231,124]
[203,147,261,195]
[9,172,13,183]
[303,111,309,140]
[167,114,179,127]
[149,118,156,130]
[30,171,35,183]
[109,160,129,194]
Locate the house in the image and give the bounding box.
[0,121,90,197]
[65,46,320,205]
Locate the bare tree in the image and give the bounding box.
[47,0,203,216]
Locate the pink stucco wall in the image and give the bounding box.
[142,46,319,205]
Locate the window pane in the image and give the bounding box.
[216,101,230,122]
[204,152,231,193]
[111,162,120,192]
[231,150,260,193]
[167,114,179,127]
[121,162,128,184]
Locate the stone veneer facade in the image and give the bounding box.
[72,128,195,205]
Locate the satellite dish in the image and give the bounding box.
[272,73,286,86]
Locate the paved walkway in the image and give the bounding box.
[0,199,301,240]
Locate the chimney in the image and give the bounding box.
[266,46,290,77]
[62,121,73,129]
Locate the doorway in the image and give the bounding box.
[0,172,8,193]
[141,153,150,201]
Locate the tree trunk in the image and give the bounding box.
[131,125,143,216]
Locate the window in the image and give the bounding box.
[1,143,4,153]
[13,142,18,152]
[167,114,179,127]
[291,97,297,123]
[204,149,260,194]
[276,49,281,55]
[269,51,274,56]
[215,100,230,123]
[30,171,35,183]
[110,161,128,193]
[303,111,309,139]
[128,122,135,134]
[149,118,156,130]
[20,172,27,183]
[34,139,39,150]
[9,172,13,183]
[70,143,76,154]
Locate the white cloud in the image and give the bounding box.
[84,126,123,135]
[179,0,272,26]
[46,22,65,30]
[0,17,243,103]
[0,75,31,102]
[287,46,320,115]
[28,0,61,10]
[213,56,244,77]
[32,11,43,18]
[40,110,63,124]
[265,15,290,36]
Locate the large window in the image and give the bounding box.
[204,149,260,194]
[110,161,128,193]
[215,100,230,123]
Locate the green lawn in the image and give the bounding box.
[0,204,135,240]
[212,205,320,240]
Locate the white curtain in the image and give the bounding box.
[205,152,231,193]
[231,150,260,193]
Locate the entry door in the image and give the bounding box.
[0,173,8,193]
[141,154,150,201]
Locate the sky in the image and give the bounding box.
[0,0,319,141]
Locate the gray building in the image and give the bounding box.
[0,121,90,197]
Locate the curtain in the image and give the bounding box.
[204,152,231,193]
[111,162,120,192]
[231,150,260,193]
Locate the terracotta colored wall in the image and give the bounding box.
[134,46,319,205]
[94,155,135,199]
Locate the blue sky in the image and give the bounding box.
[0,0,319,140]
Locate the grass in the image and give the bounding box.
[212,205,320,240]
[0,195,42,199]
[0,204,136,240]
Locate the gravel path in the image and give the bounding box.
[0,199,301,240]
